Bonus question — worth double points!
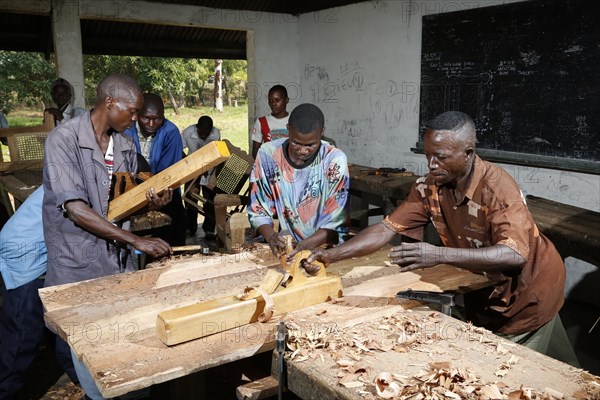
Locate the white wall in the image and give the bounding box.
[295,0,599,295]
[295,0,599,213]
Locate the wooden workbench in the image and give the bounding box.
[283,305,599,399]
[348,164,418,228]
[527,195,600,266]
[39,245,490,398]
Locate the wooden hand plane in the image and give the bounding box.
[156,250,343,346]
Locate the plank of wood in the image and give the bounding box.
[107,141,230,222]
[39,245,491,398]
[527,195,600,264]
[157,274,342,345]
[236,375,279,400]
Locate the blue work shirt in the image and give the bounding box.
[123,119,183,174]
[0,187,46,289]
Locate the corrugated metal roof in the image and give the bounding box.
[0,0,368,59]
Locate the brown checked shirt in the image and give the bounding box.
[384,156,565,335]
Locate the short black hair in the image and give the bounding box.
[96,74,140,104]
[268,84,288,98]
[428,111,476,146]
[428,111,473,132]
[288,103,324,134]
[197,115,213,134]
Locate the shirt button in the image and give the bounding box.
[102,180,108,186]
[453,206,457,210]
[458,235,462,240]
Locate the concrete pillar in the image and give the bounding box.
[51,0,86,109]
[246,30,255,151]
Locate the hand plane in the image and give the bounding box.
[156,248,343,346]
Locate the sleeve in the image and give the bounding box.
[181,126,191,151]
[489,200,532,261]
[153,123,183,173]
[247,152,276,230]
[383,179,431,234]
[316,149,350,234]
[43,129,90,208]
[251,118,262,143]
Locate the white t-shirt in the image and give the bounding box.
[251,114,289,143]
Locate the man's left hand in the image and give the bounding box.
[389,242,441,272]
[146,187,172,210]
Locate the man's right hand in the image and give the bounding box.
[267,232,288,258]
[134,237,172,258]
[146,187,172,211]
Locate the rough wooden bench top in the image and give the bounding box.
[283,308,599,400]
[39,245,490,398]
[527,195,600,265]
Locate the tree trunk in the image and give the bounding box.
[168,88,180,115]
[214,59,224,112]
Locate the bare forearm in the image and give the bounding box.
[65,202,140,247]
[297,228,337,251]
[437,244,525,272]
[325,222,396,263]
[391,242,526,273]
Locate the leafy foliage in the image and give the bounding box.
[0,51,56,113]
[82,56,247,108]
[0,51,247,114]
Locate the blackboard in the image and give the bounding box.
[418,0,600,174]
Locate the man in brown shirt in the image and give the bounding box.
[305,111,575,362]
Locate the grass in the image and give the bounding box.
[164,104,249,152]
[1,104,249,161]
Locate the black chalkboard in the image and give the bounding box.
[418,0,600,173]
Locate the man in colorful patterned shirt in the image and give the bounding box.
[305,111,577,365]
[248,103,349,257]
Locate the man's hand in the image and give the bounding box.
[389,242,441,272]
[299,248,336,275]
[267,232,288,258]
[146,187,172,211]
[133,236,172,258]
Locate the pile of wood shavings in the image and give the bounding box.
[41,381,83,400]
[284,311,581,399]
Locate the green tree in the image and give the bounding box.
[83,55,216,109]
[0,51,56,113]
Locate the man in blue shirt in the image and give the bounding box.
[124,93,186,246]
[0,187,76,398]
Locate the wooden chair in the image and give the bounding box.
[183,139,254,250]
[0,111,55,220]
[0,110,54,169]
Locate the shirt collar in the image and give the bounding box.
[463,154,485,201]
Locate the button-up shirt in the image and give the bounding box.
[384,155,565,335]
[42,111,137,286]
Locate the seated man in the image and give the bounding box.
[305,111,578,366]
[181,115,221,239]
[248,103,349,257]
[124,93,186,246]
[44,78,85,126]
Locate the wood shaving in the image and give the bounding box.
[283,311,584,400]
